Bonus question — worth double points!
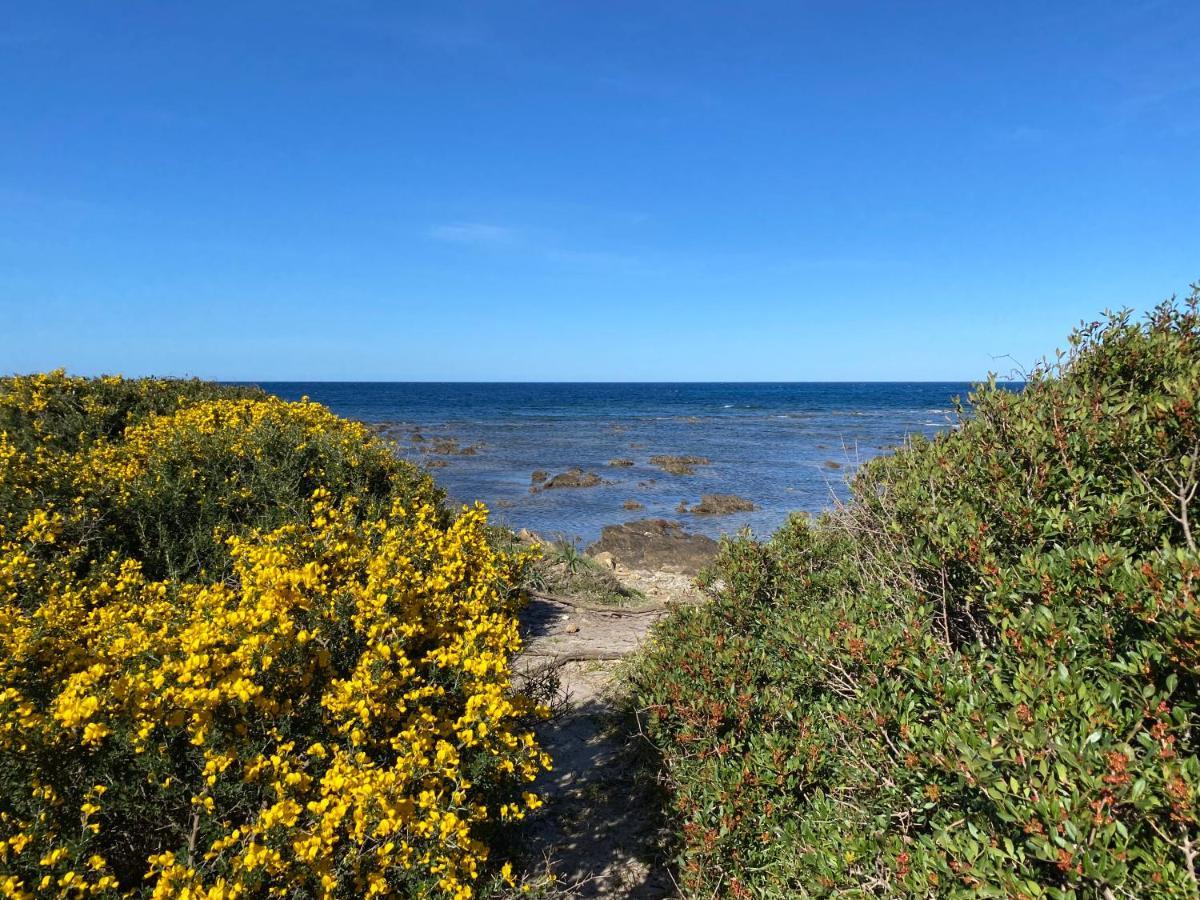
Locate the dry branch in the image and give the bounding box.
[528,591,672,617]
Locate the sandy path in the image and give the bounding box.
[512,569,701,897]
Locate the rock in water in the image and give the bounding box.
[544,468,602,489]
[424,437,482,456]
[587,519,718,575]
[690,494,756,515]
[648,454,711,475]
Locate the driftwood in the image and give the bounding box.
[517,650,629,676]
[528,590,671,617]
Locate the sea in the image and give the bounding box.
[249,383,985,544]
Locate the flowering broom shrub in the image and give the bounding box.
[0,374,548,898]
[632,291,1200,897]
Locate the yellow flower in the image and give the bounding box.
[0,379,549,898]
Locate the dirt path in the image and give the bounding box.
[512,568,702,897]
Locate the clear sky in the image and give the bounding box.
[1,2,1197,381]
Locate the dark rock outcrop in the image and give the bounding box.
[544,468,602,489]
[587,519,718,575]
[689,494,756,516]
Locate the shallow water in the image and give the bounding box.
[248,383,987,543]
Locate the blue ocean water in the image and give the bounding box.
[249,383,984,543]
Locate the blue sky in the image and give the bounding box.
[1,1,1197,380]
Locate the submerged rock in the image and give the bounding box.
[649,454,711,476]
[689,494,756,516]
[544,468,602,489]
[424,437,482,456]
[607,458,635,468]
[622,499,644,510]
[823,460,843,470]
[366,423,410,445]
[587,519,718,575]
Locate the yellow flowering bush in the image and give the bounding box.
[0,371,262,456]
[74,393,444,581]
[0,374,548,898]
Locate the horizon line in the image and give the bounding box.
[222,378,1019,385]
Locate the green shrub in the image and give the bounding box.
[631,290,1200,897]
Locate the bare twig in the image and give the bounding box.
[187,808,200,866]
[1180,829,1198,891]
[518,651,629,678]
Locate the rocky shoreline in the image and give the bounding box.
[362,415,877,547]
